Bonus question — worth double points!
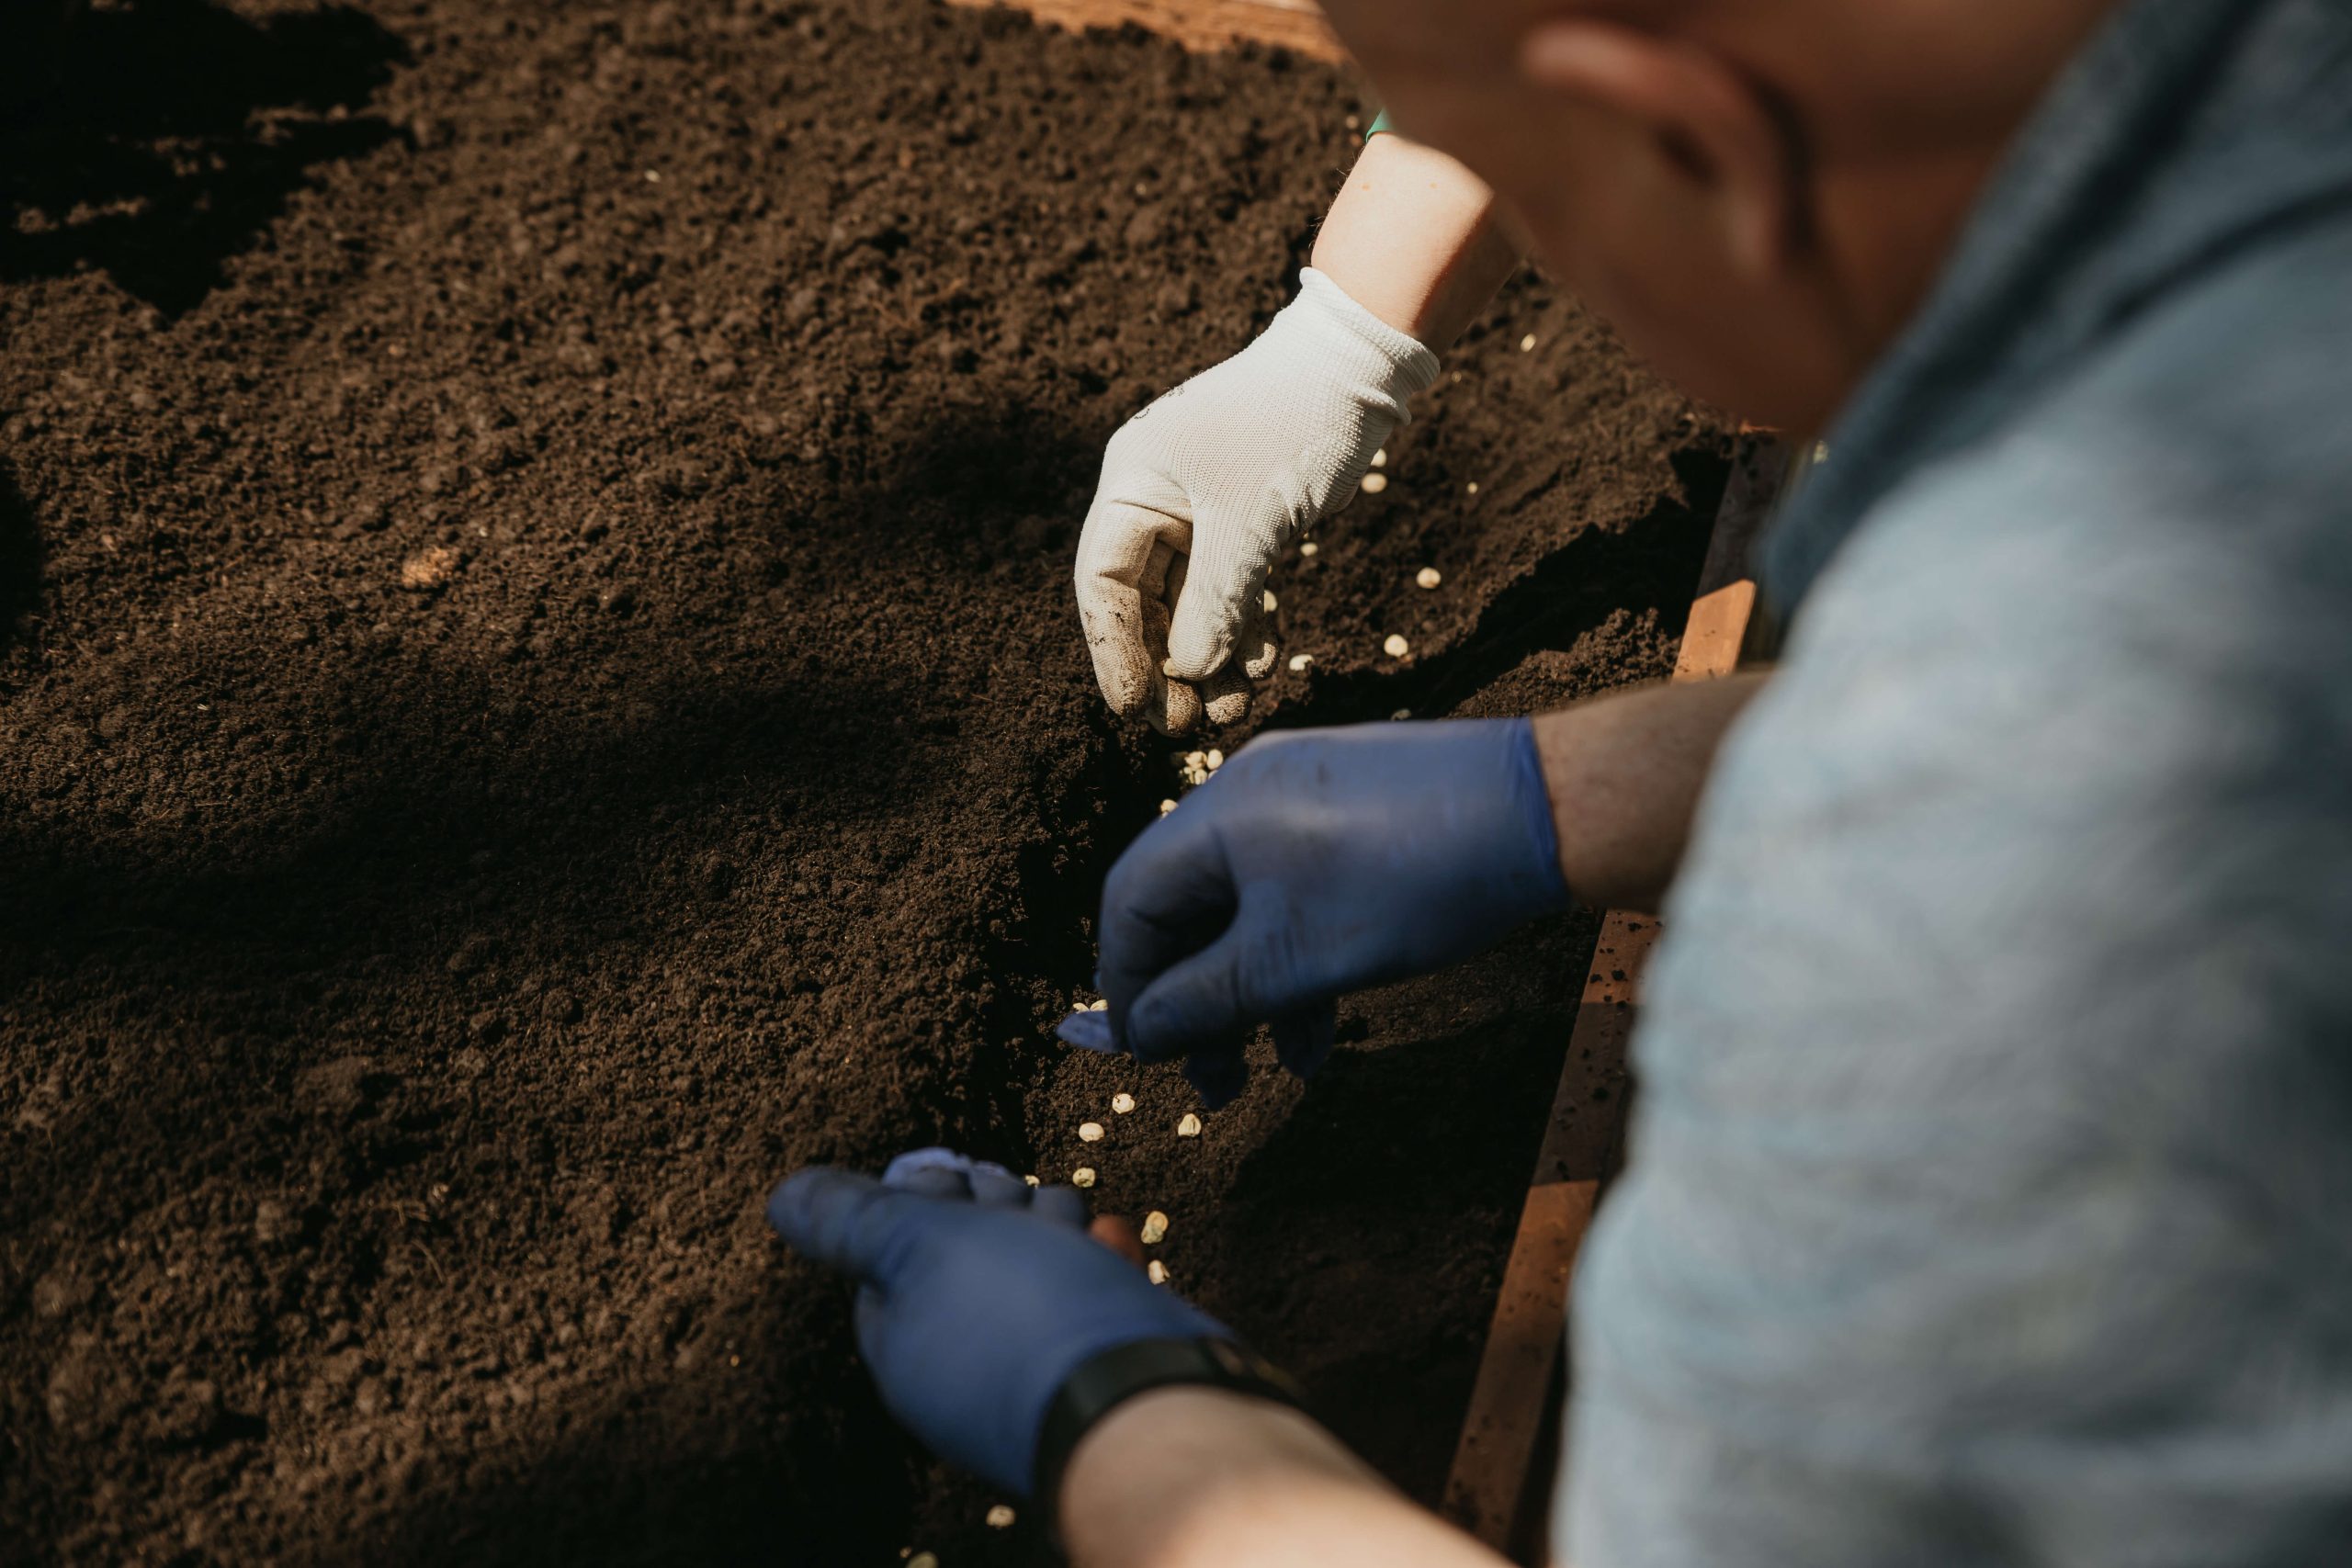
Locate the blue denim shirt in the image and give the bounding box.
[1565,2,2352,1563]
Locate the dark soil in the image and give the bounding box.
[0,1,1725,1562]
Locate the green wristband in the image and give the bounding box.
[1365,108,1395,141]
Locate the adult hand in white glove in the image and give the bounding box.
[1075,267,1441,734]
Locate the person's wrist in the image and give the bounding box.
[1287,266,1442,409]
[1058,1384,1359,1562]
[1034,1337,1307,1517]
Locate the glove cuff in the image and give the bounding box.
[1282,266,1443,421]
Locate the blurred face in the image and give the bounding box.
[1320,0,2111,432]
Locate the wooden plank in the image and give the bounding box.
[943,0,1343,59]
[1440,436,1787,1559]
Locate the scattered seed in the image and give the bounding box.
[1023,1175,1040,1187]
[1204,748,1224,771]
[1140,1211,1169,1245]
[1147,1260,1170,1285]
[1159,798,1178,816]
[1177,1113,1202,1138]
[1072,1168,1097,1188]
[986,1506,1016,1529]
[1287,653,1313,672]
[1262,589,1278,613]
[1089,998,1108,1011]
[1112,1092,1136,1114]
[1466,481,1480,495]
[1360,472,1388,495]
[1383,634,1410,658]
[1370,447,1388,468]
[1391,707,1413,720]
[1298,540,1319,558]
[1519,333,1537,352]
[1183,750,1207,770]
[1079,1122,1104,1143]
[1416,567,1442,590]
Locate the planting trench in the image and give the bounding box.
[0,0,1727,1562]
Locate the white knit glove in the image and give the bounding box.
[1075,267,1442,734]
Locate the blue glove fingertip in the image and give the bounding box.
[1056,1009,1119,1054]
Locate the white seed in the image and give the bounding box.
[1071,1167,1097,1188]
[986,1505,1016,1529]
[1089,998,1108,1011]
[1263,590,1280,615]
[1147,1259,1170,1285]
[1360,472,1388,495]
[1287,653,1313,672]
[1079,1122,1104,1142]
[1183,750,1207,770]
[1519,333,1537,352]
[1371,447,1388,468]
[1023,1174,1040,1187]
[1298,540,1319,558]
[1391,707,1413,721]
[1466,481,1480,495]
[1183,765,1208,786]
[1159,798,1177,816]
[1416,567,1442,590]
[1384,634,1410,658]
[1112,1092,1136,1114]
[1140,1211,1169,1245]
[1177,1113,1202,1138]
[1204,748,1224,771]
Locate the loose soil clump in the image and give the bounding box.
[0,1,1724,1562]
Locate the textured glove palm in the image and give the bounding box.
[767,1148,1227,1498]
[1061,718,1574,1106]
[1075,268,1440,734]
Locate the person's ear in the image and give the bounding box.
[1516,19,1798,279]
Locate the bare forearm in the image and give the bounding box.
[1060,1386,1510,1568]
[1537,672,1768,914]
[1312,132,1520,346]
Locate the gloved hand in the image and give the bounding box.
[1075,267,1441,734]
[1058,718,1572,1106]
[767,1147,1227,1498]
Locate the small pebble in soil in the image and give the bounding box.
[1298,540,1318,557]
[1177,1113,1203,1138]
[987,1506,1016,1529]
[399,546,459,592]
[1384,634,1410,658]
[1148,1260,1170,1285]
[1140,1211,1169,1245]
[1112,1093,1136,1114]
[1371,447,1387,468]
[1520,333,1538,352]
[1079,1122,1104,1142]
[1416,567,1442,590]
[1288,653,1313,671]
[1360,472,1388,494]
[1262,589,1278,613]
[1072,1168,1097,1188]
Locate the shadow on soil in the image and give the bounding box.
[0,461,40,656]
[0,0,408,313]
[1262,444,1728,733]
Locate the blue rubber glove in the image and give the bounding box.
[1057,718,1571,1107]
[767,1147,1227,1497]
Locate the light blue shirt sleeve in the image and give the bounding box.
[1562,219,2352,1568]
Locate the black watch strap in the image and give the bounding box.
[1033,1337,1309,1517]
